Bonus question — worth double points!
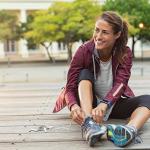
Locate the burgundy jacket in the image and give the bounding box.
[53,40,134,113]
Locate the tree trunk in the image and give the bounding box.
[41,43,53,62]
[131,35,136,58]
[67,42,73,62]
[45,46,53,62]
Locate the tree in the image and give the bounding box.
[50,0,102,61]
[73,0,102,42]
[103,0,150,57]
[63,0,101,61]
[24,0,102,62]
[0,10,19,45]
[24,10,64,62]
[47,1,75,62]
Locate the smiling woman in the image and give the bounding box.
[93,19,119,62]
[93,12,128,63]
[53,11,150,147]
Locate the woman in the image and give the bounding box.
[53,11,150,147]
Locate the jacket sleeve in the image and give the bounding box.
[65,45,85,110]
[103,48,133,108]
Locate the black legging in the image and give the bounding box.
[110,95,150,119]
[78,69,150,119]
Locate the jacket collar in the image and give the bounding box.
[93,48,99,58]
[85,39,119,69]
[85,39,95,53]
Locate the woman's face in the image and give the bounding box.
[93,19,120,52]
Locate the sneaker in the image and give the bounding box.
[107,124,136,147]
[81,117,107,147]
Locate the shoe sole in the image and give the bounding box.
[107,125,133,147]
[88,130,106,147]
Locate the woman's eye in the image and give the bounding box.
[103,31,109,34]
[95,29,99,33]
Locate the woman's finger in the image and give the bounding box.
[95,109,101,123]
[92,109,97,122]
[77,109,85,121]
[72,109,83,125]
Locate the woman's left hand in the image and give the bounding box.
[92,103,108,123]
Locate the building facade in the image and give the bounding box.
[0,0,52,60]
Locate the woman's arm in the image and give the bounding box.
[65,45,86,110]
[103,47,133,108]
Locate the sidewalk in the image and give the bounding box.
[0,61,150,83]
[0,61,150,150]
[0,81,149,150]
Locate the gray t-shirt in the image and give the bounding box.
[94,58,115,121]
[94,58,113,101]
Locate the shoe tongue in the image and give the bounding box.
[84,116,92,122]
[88,120,95,125]
[84,117,95,126]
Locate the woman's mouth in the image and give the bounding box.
[95,40,104,46]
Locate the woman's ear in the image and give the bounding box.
[115,31,121,40]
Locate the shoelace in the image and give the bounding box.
[81,121,92,138]
[134,132,143,144]
[81,117,99,139]
[127,127,143,144]
[125,125,143,144]
[129,127,143,144]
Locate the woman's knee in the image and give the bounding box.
[136,95,150,109]
[78,69,94,84]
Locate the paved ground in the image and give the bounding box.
[0,61,150,83]
[0,61,150,149]
[0,80,150,150]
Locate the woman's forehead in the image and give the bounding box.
[95,19,113,30]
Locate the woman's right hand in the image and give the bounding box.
[71,104,85,125]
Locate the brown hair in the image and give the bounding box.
[98,11,128,63]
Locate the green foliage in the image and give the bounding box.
[103,0,150,57]
[25,10,64,44]
[72,0,102,42]
[24,0,102,44]
[24,0,102,61]
[0,10,19,41]
[103,0,150,40]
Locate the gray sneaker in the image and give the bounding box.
[81,117,107,147]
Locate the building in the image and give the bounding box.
[0,0,49,61]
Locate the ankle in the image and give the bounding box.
[126,125,138,134]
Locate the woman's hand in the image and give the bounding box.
[92,103,108,123]
[71,104,85,125]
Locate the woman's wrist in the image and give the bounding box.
[70,104,79,111]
